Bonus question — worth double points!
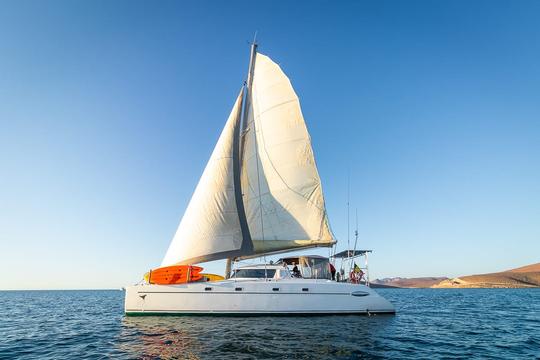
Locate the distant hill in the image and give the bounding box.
[369,282,400,289]
[373,262,540,289]
[372,277,448,288]
[507,263,540,273]
[433,262,540,288]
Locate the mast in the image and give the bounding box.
[241,41,258,137]
[226,40,258,278]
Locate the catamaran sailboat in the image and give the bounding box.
[124,43,395,315]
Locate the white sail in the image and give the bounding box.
[161,90,246,266]
[241,53,335,256]
[162,52,335,266]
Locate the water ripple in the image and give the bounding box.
[0,289,539,359]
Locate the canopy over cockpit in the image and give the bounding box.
[278,255,331,279]
[332,250,372,259]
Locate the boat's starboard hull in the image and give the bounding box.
[124,279,395,316]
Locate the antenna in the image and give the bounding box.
[353,208,359,253]
[355,208,358,240]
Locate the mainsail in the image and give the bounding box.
[241,54,334,256]
[162,48,334,266]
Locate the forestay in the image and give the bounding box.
[162,90,246,266]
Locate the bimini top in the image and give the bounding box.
[332,250,372,259]
[279,255,328,265]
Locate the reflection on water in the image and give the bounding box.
[119,315,395,359]
[120,317,203,359]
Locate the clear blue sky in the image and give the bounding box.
[1,1,539,289]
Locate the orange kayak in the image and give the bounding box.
[147,265,203,285]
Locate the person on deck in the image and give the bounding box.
[353,263,364,283]
[328,262,336,281]
[348,263,363,284]
[291,262,301,278]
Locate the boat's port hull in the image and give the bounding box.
[125,279,395,316]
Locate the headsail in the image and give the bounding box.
[162,49,335,266]
[161,89,248,266]
[241,53,335,256]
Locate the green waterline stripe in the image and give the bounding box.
[125,310,396,317]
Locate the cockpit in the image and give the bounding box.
[279,255,331,279]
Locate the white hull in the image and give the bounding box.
[124,279,395,315]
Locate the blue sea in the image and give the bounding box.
[1,289,539,359]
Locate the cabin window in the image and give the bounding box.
[302,288,309,292]
[272,288,279,291]
[232,269,276,278]
[205,287,212,291]
[235,287,243,291]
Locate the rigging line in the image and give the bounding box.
[350,208,359,276]
[252,96,266,245]
[253,121,268,277]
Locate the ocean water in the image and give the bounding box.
[0,289,539,359]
